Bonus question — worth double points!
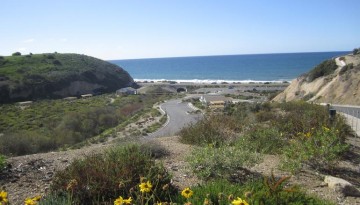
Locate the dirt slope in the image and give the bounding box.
[274,54,360,105]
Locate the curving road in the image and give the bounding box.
[149,99,202,137]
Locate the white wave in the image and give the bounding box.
[134,78,292,84]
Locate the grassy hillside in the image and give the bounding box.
[0,53,134,103]
[0,93,167,156]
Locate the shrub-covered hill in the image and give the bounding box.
[0,53,135,103]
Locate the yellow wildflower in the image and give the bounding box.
[231,197,249,205]
[139,181,152,193]
[24,198,37,205]
[0,190,8,204]
[305,132,311,138]
[181,187,193,199]
[123,197,132,204]
[114,196,132,205]
[114,196,124,205]
[32,195,41,201]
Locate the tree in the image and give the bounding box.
[12,52,21,56]
[353,48,359,55]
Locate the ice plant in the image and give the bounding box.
[139,181,153,193]
[0,190,8,204]
[231,197,249,205]
[181,187,193,199]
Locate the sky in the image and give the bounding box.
[1,0,359,60]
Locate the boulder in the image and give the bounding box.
[324,175,360,197]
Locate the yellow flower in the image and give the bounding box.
[231,197,249,205]
[32,195,41,201]
[123,197,132,204]
[114,196,124,205]
[181,187,193,199]
[114,196,131,205]
[305,132,311,138]
[139,181,152,193]
[0,190,8,204]
[24,198,37,205]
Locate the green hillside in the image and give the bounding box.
[0,53,134,103]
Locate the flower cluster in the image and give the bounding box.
[114,196,132,205]
[24,195,41,205]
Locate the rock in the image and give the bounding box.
[324,176,360,197]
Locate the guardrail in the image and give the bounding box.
[329,104,360,137]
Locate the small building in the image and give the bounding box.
[200,95,232,109]
[116,87,137,95]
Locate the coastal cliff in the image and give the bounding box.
[0,53,135,103]
[273,53,360,105]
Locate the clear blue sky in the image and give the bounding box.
[1,0,359,60]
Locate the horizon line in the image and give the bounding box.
[108,50,350,61]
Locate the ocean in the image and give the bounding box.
[110,51,349,83]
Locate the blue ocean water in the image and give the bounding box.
[110,52,348,83]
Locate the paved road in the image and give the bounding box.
[149,99,202,137]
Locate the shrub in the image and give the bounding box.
[12,52,21,56]
[236,127,285,154]
[50,144,177,204]
[179,115,240,146]
[339,63,354,75]
[306,59,338,82]
[0,131,56,156]
[281,126,349,172]
[0,154,5,170]
[187,144,261,181]
[353,48,359,55]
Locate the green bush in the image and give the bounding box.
[306,59,338,82]
[182,101,352,174]
[236,127,285,154]
[179,115,240,146]
[353,48,359,55]
[0,154,5,170]
[0,131,56,156]
[187,144,261,181]
[50,144,176,204]
[12,52,21,56]
[339,63,354,75]
[282,126,349,172]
